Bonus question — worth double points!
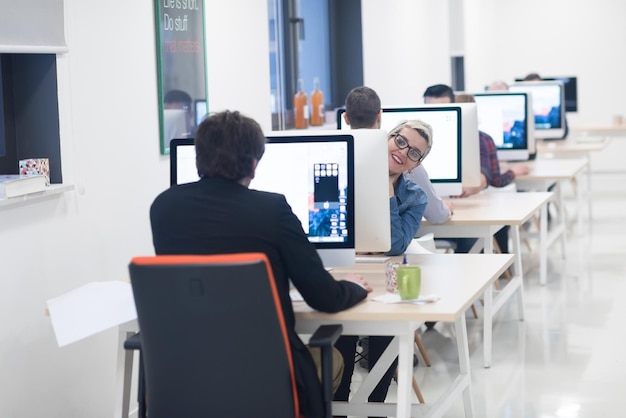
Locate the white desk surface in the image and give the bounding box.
[571,125,626,136]
[537,136,611,154]
[294,253,514,418]
[419,191,552,228]
[294,253,514,324]
[505,158,588,181]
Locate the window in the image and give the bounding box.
[268,0,363,130]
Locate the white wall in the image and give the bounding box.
[464,0,626,127]
[361,0,452,107]
[363,0,626,128]
[0,0,270,416]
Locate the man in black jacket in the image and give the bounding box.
[150,110,371,417]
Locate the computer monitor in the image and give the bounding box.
[169,135,357,268]
[266,129,390,254]
[195,99,207,126]
[473,92,535,161]
[338,106,464,197]
[509,80,566,140]
[169,138,197,185]
[516,76,577,112]
[409,102,482,190]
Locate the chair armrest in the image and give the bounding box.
[122,332,147,417]
[123,332,142,351]
[308,324,342,348]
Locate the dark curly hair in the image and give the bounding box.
[195,110,266,181]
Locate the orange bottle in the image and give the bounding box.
[310,77,324,126]
[294,78,309,129]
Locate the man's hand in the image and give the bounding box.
[343,273,373,292]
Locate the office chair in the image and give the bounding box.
[125,253,341,418]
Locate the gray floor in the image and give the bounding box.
[349,171,626,417]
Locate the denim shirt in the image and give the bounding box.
[386,174,428,256]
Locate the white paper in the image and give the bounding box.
[47,281,137,347]
[372,293,440,304]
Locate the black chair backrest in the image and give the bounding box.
[129,253,299,418]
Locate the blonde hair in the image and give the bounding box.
[388,119,433,162]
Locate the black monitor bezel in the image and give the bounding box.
[170,137,195,186]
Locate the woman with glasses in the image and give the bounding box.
[385,119,432,256]
[335,119,432,416]
[336,86,434,416]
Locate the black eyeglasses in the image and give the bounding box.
[390,133,424,163]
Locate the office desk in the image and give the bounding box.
[114,254,514,418]
[294,253,514,418]
[508,158,588,235]
[571,124,626,137]
[536,136,610,156]
[416,192,552,367]
[536,137,610,221]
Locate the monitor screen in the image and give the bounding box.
[406,102,482,190]
[337,106,463,197]
[266,129,391,254]
[509,80,566,139]
[473,92,535,161]
[516,76,577,112]
[170,135,356,268]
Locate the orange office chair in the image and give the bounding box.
[125,253,340,418]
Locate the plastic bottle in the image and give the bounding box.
[294,78,309,129]
[310,77,324,126]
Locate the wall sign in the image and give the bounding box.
[155,0,208,154]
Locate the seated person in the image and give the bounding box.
[423,83,455,104]
[486,80,509,91]
[337,86,432,414]
[149,110,372,418]
[343,86,452,225]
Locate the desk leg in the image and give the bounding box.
[540,203,548,286]
[510,225,525,320]
[113,328,134,418]
[482,229,494,368]
[575,171,584,235]
[483,284,493,368]
[456,315,474,418]
[396,327,414,418]
[586,153,592,225]
[555,183,568,257]
[350,333,413,418]
[350,336,399,404]
[484,231,494,254]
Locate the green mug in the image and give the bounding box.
[396,265,421,300]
